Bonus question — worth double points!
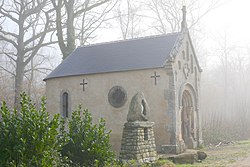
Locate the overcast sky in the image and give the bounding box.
[204,0,250,46]
[98,0,250,46]
[49,0,250,68]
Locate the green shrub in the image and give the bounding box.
[61,106,115,166]
[0,93,61,166]
[0,93,115,167]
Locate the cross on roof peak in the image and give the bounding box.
[181,6,187,31]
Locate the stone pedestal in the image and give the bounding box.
[119,121,158,163]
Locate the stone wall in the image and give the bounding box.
[45,68,171,154]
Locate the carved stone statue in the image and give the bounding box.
[127,92,150,122]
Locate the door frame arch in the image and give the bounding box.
[178,83,199,148]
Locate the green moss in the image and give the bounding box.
[153,159,175,166]
[175,164,193,167]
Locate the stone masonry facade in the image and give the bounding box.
[45,7,203,155]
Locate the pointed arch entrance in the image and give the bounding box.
[179,83,198,149]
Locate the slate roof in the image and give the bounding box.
[44,32,180,80]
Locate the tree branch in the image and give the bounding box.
[0,34,18,48]
[74,0,110,18]
[2,51,17,62]
[1,29,18,38]
[0,2,19,24]
[24,41,58,54]
[24,10,50,66]
[0,65,15,76]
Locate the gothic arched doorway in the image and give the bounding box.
[181,89,197,149]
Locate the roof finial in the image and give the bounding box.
[181,6,187,31]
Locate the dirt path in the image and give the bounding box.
[177,140,250,167]
[200,140,250,167]
[230,156,250,167]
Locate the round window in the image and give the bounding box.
[108,86,127,108]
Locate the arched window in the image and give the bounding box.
[62,92,69,118]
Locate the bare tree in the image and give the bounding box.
[146,0,224,33]
[0,0,56,106]
[201,31,250,143]
[50,0,116,59]
[114,0,143,40]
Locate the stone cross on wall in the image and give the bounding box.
[151,72,160,85]
[80,79,88,91]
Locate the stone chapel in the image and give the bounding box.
[44,6,203,154]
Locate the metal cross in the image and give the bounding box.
[151,72,160,85]
[80,79,88,91]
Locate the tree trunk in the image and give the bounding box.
[14,60,25,107]
[65,0,76,59]
[27,58,34,97]
[14,13,25,107]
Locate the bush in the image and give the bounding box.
[0,93,61,166]
[60,106,115,166]
[0,93,115,167]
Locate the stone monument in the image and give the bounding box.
[120,92,158,163]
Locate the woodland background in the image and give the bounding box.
[1,0,250,144]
